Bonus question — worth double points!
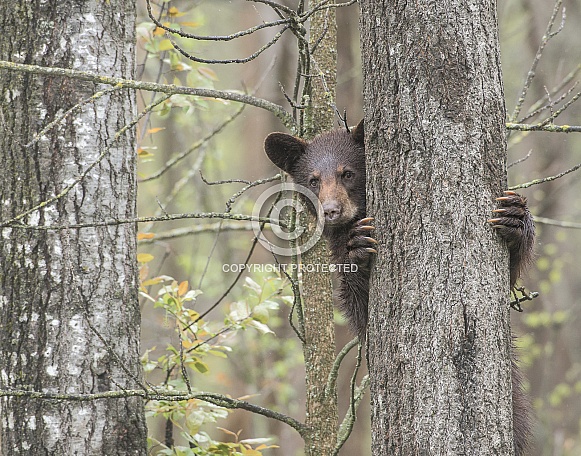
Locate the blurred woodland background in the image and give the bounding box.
[134,1,581,454]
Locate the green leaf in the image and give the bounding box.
[191,359,209,374]
[248,320,274,335]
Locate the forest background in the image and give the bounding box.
[2,0,581,455]
[135,1,581,454]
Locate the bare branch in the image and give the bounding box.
[510,161,581,190]
[518,81,579,124]
[325,337,358,399]
[508,0,565,123]
[0,60,296,131]
[139,106,245,183]
[146,0,291,41]
[137,222,259,245]
[0,388,307,436]
[335,373,370,455]
[3,212,284,231]
[506,122,581,133]
[539,90,581,126]
[168,25,291,65]
[507,150,533,169]
[224,176,282,212]
[247,0,295,15]
[25,86,122,148]
[519,64,581,122]
[534,216,581,229]
[304,0,358,18]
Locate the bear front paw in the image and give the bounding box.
[488,191,533,246]
[347,217,377,268]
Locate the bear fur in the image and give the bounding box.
[264,119,534,455]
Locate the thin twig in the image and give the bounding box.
[224,176,282,212]
[519,64,581,123]
[177,327,192,394]
[335,373,370,455]
[510,161,581,190]
[3,95,170,227]
[325,337,358,399]
[508,0,565,124]
[25,86,122,148]
[533,216,581,229]
[539,90,581,126]
[518,81,578,124]
[140,106,245,183]
[507,150,533,169]
[168,25,291,65]
[137,222,260,245]
[146,0,291,41]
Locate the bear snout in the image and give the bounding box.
[323,201,342,222]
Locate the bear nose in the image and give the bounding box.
[323,202,341,221]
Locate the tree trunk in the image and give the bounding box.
[0,1,147,454]
[301,2,339,455]
[360,0,515,454]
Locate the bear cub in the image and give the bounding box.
[264,119,535,456]
[265,120,374,340]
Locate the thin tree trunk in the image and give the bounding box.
[0,1,147,454]
[301,2,339,455]
[360,0,514,454]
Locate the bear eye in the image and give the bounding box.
[342,170,354,179]
[309,178,319,188]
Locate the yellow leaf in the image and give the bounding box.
[217,427,239,439]
[153,27,165,36]
[146,127,165,134]
[158,39,174,51]
[139,263,149,282]
[168,7,186,17]
[178,281,189,296]
[137,253,154,263]
[137,232,155,240]
[137,148,155,158]
[141,277,164,287]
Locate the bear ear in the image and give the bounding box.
[264,132,308,174]
[351,119,364,145]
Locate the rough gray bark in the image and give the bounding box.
[0,1,147,454]
[360,1,515,454]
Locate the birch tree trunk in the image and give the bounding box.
[359,0,515,454]
[0,0,147,454]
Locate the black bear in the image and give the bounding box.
[264,119,534,455]
[265,120,374,340]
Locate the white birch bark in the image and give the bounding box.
[0,1,147,454]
